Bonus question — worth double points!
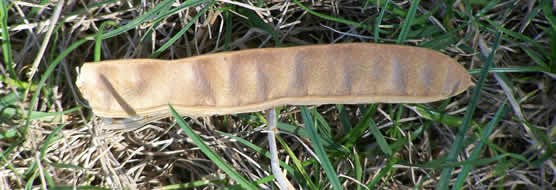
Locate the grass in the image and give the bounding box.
[1,0,555,189]
[437,32,502,189]
[170,105,258,189]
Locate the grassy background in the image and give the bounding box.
[1,0,555,189]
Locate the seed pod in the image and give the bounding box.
[76,43,472,118]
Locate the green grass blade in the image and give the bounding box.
[419,153,521,169]
[169,105,258,190]
[353,149,363,190]
[0,75,36,90]
[368,117,392,156]
[152,4,211,57]
[452,102,508,189]
[139,0,204,43]
[1,91,80,123]
[25,170,39,189]
[336,104,352,133]
[436,32,502,189]
[94,21,117,62]
[310,109,333,140]
[373,0,391,42]
[482,19,538,47]
[300,106,342,190]
[468,66,547,74]
[254,175,277,185]
[100,0,175,39]
[40,125,63,159]
[549,37,556,74]
[396,0,419,44]
[367,0,414,17]
[367,158,397,189]
[22,124,64,187]
[224,7,232,50]
[276,134,318,190]
[520,45,549,70]
[28,0,49,16]
[0,144,22,180]
[238,8,280,46]
[336,104,352,132]
[292,0,371,30]
[541,0,556,32]
[419,23,469,50]
[0,0,15,76]
[148,0,204,24]
[414,105,480,128]
[341,105,377,148]
[277,122,347,152]
[28,106,81,121]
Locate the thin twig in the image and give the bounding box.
[266,108,295,190]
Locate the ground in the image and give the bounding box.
[1,0,555,189]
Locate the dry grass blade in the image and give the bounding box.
[25,0,64,84]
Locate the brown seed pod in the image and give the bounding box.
[76,43,472,118]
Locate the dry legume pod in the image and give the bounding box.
[76,43,472,118]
